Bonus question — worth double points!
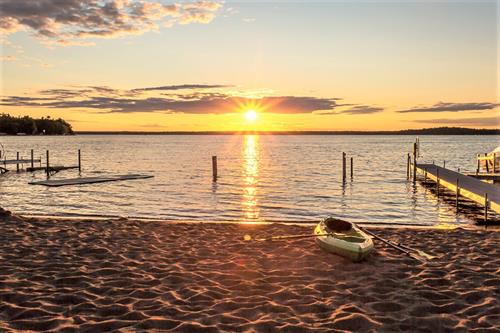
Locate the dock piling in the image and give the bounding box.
[494,153,497,174]
[412,143,417,183]
[212,156,218,182]
[436,169,440,196]
[31,149,34,168]
[484,193,488,223]
[46,150,50,178]
[443,160,446,168]
[16,152,19,172]
[78,149,81,172]
[350,157,353,180]
[342,152,346,183]
[406,153,410,179]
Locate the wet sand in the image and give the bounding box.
[0,213,498,332]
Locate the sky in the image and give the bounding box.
[0,0,498,131]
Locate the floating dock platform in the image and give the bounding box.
[29,174,154,187]
[415,163,499,215]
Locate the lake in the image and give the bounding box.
[0,135,498,226]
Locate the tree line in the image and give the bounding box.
[0,114,74,135]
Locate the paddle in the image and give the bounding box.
[244,232,332,242]
[360,227,426,262]
[396,242,437,260]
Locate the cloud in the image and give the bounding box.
[412,116,500,127]
[0,0,223,45]
[131,84,232,92]
[0,85,340,114]
[316,104,383,115]
[0,55,16,61]
[397,102,499,113]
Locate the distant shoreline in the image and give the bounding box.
[73,127,499,135]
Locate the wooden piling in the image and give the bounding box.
[494,153,497,174]
[476,154,480,174]
[342,152,346,183]
[436,169,440,196]
[484,193,488,223]
[78,149,81,172]
[31,149,34,168]
[350,157,353,180]
[443,160,446,168]
[412,143,417,184]
[406,153,410,179]
[46,150,50,178]
[16,152,19,172]
[212,156,217,182]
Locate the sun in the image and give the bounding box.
[245,110,257,122]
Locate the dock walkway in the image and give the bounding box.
[29,174,153,187]
[415,163,500,214]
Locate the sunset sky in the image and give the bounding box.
[0,0,498,131]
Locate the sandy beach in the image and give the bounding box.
[0,212,498,332]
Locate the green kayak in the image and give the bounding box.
[315,217,374,262]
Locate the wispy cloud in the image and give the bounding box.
[412,116,500,127]
[397,102,499,113]
[0,85,342,114]
[0,55,16,62]
[0,0,223,46]
[316,104,383,115]
[131,84,232,93]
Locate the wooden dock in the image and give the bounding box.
[26,165,79,174]
[2,159,41,165]
[466,173,500,183]
[29,174,154,187]
[415,163,500,215]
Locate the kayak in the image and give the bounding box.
[314,217,374,262]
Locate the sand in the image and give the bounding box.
[0,213,498,333]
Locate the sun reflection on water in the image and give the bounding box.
[242,135,260,222]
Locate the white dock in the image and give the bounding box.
[29,174,154,187]
[415,164,500,214]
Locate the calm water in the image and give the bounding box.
[0,135,498,226]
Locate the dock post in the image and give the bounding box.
[494,153,497,174]
[406,153,410,179]
[342,152,346,183]
[78,149,81,172]
[412,143,417,184]
[31,149,34,168]
[455,179,460,210]
[350,157,353,180]
[16,152,19,172]
[443,160,446,168]
[476,154,480,175]
[484,193,488,223]
[212,156,217,182]
[436,169,440,196]
[46,150,50,178]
